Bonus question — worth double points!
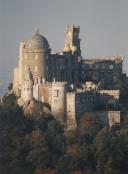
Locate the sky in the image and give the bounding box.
[0,0,128,91]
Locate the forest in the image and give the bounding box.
[0,90,128,174]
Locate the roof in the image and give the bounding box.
[25,30,49,49]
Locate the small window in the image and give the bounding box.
[89,64,92,68]
[35,54,38,60]
[46,66,48,71]
[41,96,44,102]
[35,65,38,72]
[102,65,105,69]
[82,64,86,68]
[95,64,98,69]
[25,65,27,71]
[109,65,114,70]
[54,90,59,97]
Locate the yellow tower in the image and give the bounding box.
[64,24,81,56]
[13,30,51,92]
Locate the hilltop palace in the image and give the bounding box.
[13,25,124,129]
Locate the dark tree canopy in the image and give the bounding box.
[0,89,128,174]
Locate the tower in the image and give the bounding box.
[21,66,33,102]
[51,82,68,124]
[13,29,51,91]
[63,24,81,56]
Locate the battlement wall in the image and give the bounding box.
[97,111,120,127]
[83,55,124,64]
[98,90,120,99]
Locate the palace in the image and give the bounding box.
[13,25,124,129]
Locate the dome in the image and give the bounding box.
[25,30,49,49]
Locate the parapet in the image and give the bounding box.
[66,24,80,32]
[83,55,124,64]
[51,81,68,87]
[98,90,120,99]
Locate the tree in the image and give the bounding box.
[26,130,49,171]
[45,119,66,167]
[0,106,33,174]
[78,113,102,143]
[94,127,128,174]
[2,93,17,109]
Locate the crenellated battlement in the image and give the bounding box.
[83,55,124,64]
[51,81,68,87]
[98,90,120,99]
[107,111,120,113]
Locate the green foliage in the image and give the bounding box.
[57,153,80,174]
[0,105,66,174]
[0,101,128,174]
[0,106,33,174]
[94,128,128,174]
[26,130,49,170]
[78,113,102,143]
[2,92,17,109]
[119,78,128,104]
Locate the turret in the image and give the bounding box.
[51,82,68,124]
[21,66,33,102]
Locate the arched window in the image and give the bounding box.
[35,54,38,60]
[35,65,38,72]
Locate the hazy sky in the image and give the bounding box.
[0,0,128,88]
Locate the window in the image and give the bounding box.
[82,64,85,68]
[54,90,59,97]
[89,64,92,68]
[35,54,38,60]
[25,65,27,71]
[95,64,98,69]
[102,65,105,69]
[46,66,48,71]
[41,96,44,102]
[109,65,114,70]
[35,66,38,72]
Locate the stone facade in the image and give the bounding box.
[82,56,123,89]
[97,111,120,127]
[13,25,124,130]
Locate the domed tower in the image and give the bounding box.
[18,29,51,89]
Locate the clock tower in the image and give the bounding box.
[63,24,81,56]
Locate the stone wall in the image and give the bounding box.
[13,67,19,90]
[95,111,120,127]
[66,93,77,130]
[81,56,123,89]
[51,82,68,123]
[66,90,97,129]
